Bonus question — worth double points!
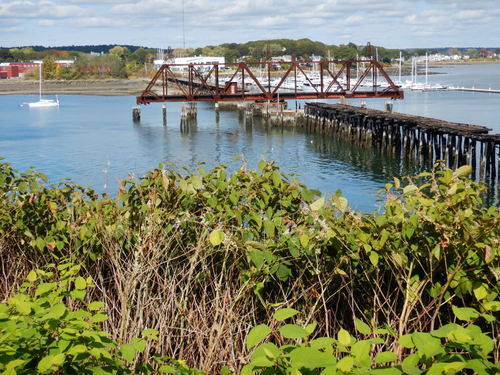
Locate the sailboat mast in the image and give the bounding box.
[425,52,428,86]
[39,62,42,100]
[414,57,417,84]
[398,51,402,84]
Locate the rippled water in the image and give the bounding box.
[1,64,499,211]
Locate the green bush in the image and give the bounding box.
[0,159,498,371]
[242,308,499,375]
[0,262,206,375]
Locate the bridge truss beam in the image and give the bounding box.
[137,60,404,104]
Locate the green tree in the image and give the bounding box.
[108,45,130,60]
[42,55,57,80]
[466,48,479,58]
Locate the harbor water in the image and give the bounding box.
[1,63,499,211]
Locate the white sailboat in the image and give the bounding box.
[27,63,59,108]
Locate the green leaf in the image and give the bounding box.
[35,237,45,251]
[37,354,65,374]
[452,306,480,321]
[258,160,267,171]
[263,220,275,237]
[74,276,87,290]
[35,282,56,296]
[250,342,280,367]
[350,340,371,365]
[273,308,299,321]
[279,324,310,339]
[369,252,379,266]
[310,337,336,349]
[92,313,108,323]
[248,250,265,269]
[310,197,325,211]
[333,196,348,211]
[431,323,460,338]
[51,303,66,318]
[26,270,37,282]
[88,301,105,311]
[120,343,137,362]
[289,347,337,369]
[483,301,500,312]
[411,332,444,358]
[299,234,309,248]
[337,328,351,346]
[276,264,292,281]
[70,289,86,301]
[454,165,472,177]
[473,285,488,301]
[68,345,87,356]
[403,185,418,195]
[398,334,415,348]
[375,351,398,364]
[305,321,318,335]
[354,318,371,335]
[246,324,271,350]
[370,368,404,375]
[220,365,232,375]
[209,229,224,246]
[336,356,354,373]
[159,365,176,373]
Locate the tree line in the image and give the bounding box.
[1,40,499,80]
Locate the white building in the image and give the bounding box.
[154,56,225,70]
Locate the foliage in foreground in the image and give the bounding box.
[0,159,498,372]
[0,263,199,375]
[243,308,498,375]
[0,264,497,375]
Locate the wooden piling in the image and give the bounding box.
[303,102,499,184]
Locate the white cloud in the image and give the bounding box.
[344,15,363,25]
[0,0,88,19]
[38,19,55,26]
[453,9,485,20]
[1,0,499,48]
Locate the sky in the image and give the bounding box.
[1,0,499,49]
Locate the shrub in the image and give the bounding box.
[0,159,498,371]
[242,308,499,375]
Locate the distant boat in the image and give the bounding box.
[26,62,59,108]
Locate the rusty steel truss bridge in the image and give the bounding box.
[136,60,404,104]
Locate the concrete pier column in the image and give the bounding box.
[132,107,141,122]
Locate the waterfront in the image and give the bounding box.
[1,64,499,211]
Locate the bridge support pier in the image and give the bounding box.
[162,104,167,126]
[132,107,141,122]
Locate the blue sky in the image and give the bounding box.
[1,0,499,48]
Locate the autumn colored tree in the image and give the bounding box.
[42,55,57,80]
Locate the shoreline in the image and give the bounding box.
[0,78,151,96]
[1,60,499,96]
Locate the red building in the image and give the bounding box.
[0,65,20,78]
[9,62,39,75]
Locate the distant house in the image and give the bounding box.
[153,56,225,70]
[55,60,75,67]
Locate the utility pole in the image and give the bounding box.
[182,0,186,50]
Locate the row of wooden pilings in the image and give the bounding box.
[303,103,500,182]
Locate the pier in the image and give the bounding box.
[446,86,500,94]
[303,103,499,181]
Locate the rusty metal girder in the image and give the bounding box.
[136,60,403,104]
